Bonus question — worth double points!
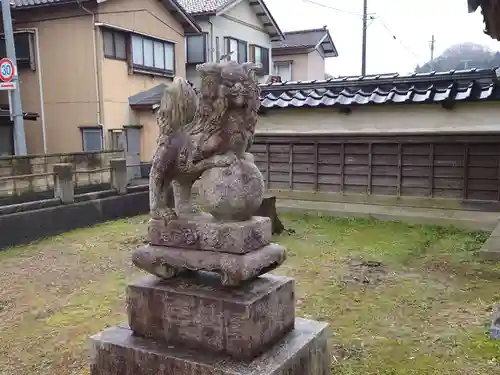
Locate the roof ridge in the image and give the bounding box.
[259,67,499,109]
[283,28,327,35]
[259,68,498,89]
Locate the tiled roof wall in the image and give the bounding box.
[259,68,500,108]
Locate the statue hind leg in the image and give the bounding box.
[148,176,177,245]
[149,168,175,220]
[148,154,178,244]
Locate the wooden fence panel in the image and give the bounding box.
[250,133,500,204]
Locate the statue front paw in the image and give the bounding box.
[214,152,238,167]
[151,208,177,223]
[163,211,178,223]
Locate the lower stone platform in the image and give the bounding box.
[90,318,330,375]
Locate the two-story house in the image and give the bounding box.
[176,0,284,86]
[1,0,199,168]
[271,26,338,82]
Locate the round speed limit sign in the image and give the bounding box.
[0,58,15,82]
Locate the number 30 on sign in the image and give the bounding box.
[0,58,15,82]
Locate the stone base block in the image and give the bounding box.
[132,244,286,286]
[127,274,295,360]
[90,318,330,375]
[148,216,272,253]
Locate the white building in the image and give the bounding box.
[177,0,284,85]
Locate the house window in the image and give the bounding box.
[101,27,176,76]
[250,44,269,75]
[273,61,292,81]
[225,37,247,63]
[108,129,125,151]
[103,29,127,60]
[0,32,35,70]
[186,33,207,64]
[0,124,13,156]
[81,128,103,152]
[131,34,175,76]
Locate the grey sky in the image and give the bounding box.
[265,0,499,76]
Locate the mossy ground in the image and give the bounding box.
[0,213,498,375]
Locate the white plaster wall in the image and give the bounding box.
[273,53,308,81]
[257,102,500,134]
[272,50,326,81]
[186,0,272,86]
[307,49,326,80]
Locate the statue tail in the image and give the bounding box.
[157,77,198,135]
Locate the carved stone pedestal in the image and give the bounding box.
[148,216,272,253]
[126,274,295,360]
[90,273,331,375]
[90,222,330,374]
[132,244,286,286]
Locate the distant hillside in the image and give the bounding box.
[415,42,500,73]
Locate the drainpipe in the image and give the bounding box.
[32,28,47,153]
[92,16,104,129]
[13,28,47,153]
[208,20,214,62]
[77,1,103,130]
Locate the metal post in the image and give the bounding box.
[429,34,436,70]
[1,0,26,155]
[361,0,368,75]
[430,34,435,62]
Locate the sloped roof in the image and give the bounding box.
[11,0,87,8]
[129,69,500,111]
[129,84,168,108]
[11,0,201,33]
[177,0,283,39]
[259,68,500,109]
[176,0,233,13]
[272,27,337,57]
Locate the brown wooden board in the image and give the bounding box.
[250,133,500,205]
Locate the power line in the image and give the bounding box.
[377,18,420,61]
[302,0,368,17]
[301,0,375,74]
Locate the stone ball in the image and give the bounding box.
[198,158,264,221]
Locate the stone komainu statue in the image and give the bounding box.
[148,61,261,227]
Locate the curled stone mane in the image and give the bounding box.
[183,63,225,138]
[157,77,198,138]
[184,61,260,139]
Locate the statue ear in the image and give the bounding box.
[196,62,222,74]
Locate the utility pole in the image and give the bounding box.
[429,34,436,67]
[361,0,367,75]
[1,0,26,155]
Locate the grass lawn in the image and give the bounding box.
[0,213,499,375]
